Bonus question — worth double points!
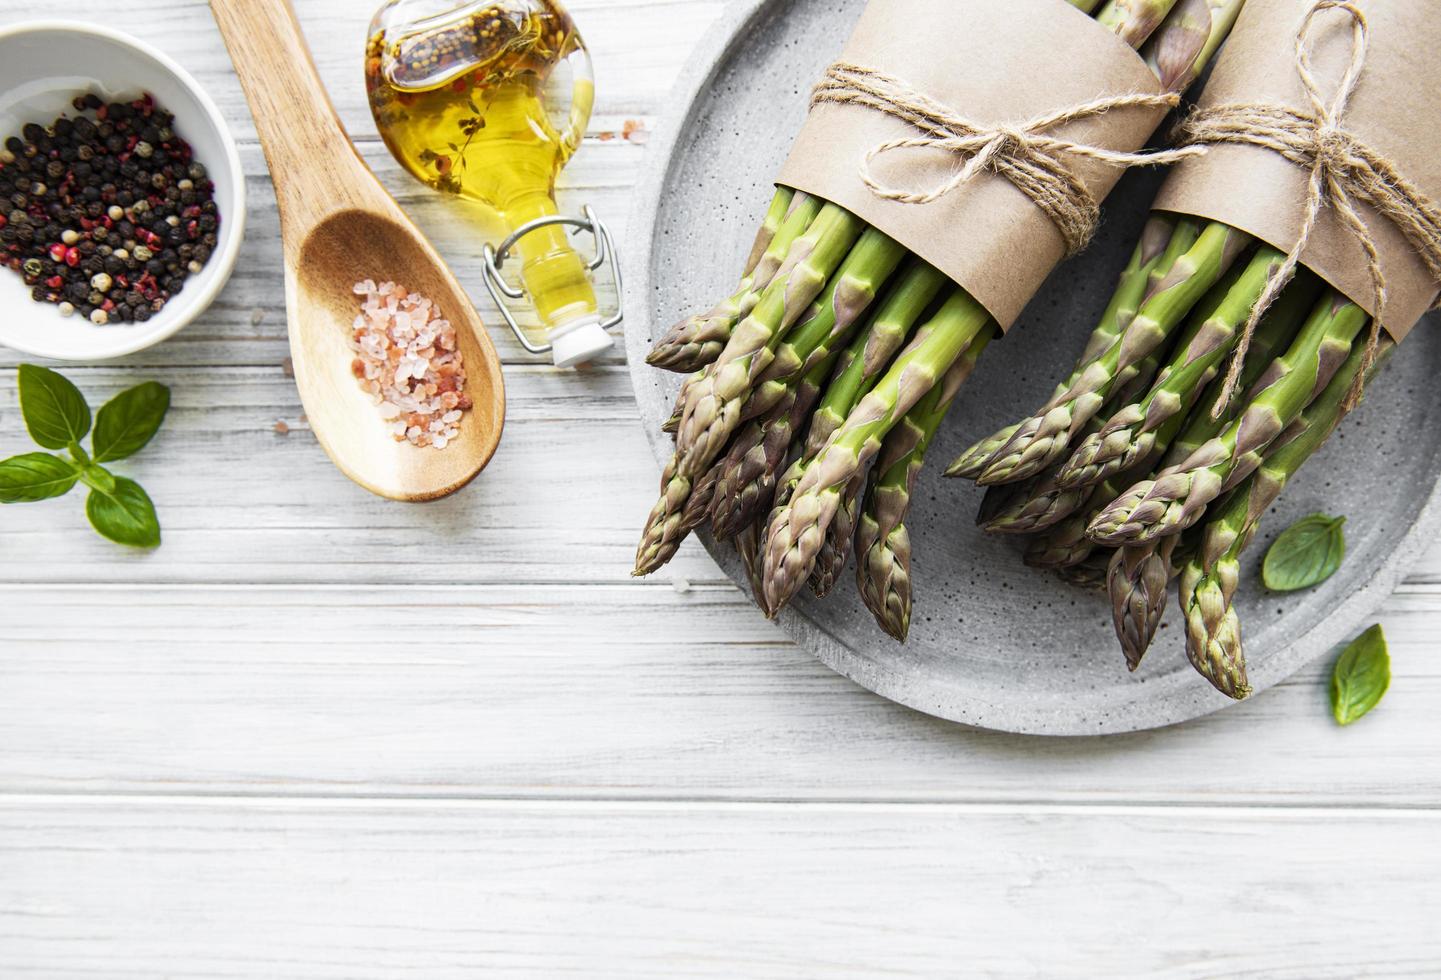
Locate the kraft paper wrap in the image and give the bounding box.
[775,0,1171,331]
[1156,0,1441,341]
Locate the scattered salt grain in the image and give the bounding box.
[350,280,471,449]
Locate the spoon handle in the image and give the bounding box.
[210,0,373,228]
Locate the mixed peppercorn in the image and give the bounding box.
[0,92,220,326]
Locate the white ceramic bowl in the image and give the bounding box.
[0,21,245,360]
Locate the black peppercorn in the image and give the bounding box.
[1,91,219,323]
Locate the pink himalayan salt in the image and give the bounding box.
[350,280,471,449]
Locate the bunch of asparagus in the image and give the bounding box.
[635,0,1247,643]
[949,205,1392,699]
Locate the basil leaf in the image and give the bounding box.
[1330,624,1389,726]
[85,475,160,548]
[82,464,116,494]
[1263,513,1346,592]
[17,363,91,450]
[0,453,80,503]
[92,381,170,462]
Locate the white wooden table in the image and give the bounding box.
[2,2,1438,976]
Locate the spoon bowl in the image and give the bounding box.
[211,0,505,501]
[294,210,504,500]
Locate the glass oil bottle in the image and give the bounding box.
[366,0,619,367]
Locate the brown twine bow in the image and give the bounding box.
[1175,1,1441,413]
[811,62,1203,257]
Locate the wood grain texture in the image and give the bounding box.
[0,797,1437,979]
[1,0,1439,975]
[2,583,1438,804]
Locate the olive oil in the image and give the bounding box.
[366,0,600,352]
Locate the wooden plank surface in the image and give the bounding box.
[1,0,1438,975]
[3,583,1440,805]
[1,797,1438,980]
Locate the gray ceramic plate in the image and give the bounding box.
[623,0,1441,735]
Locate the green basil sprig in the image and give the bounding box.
[0,364,169,548]
[1263,513,1346,592]
[1330,624,1390,726]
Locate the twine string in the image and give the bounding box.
[815,0,1441,413]
[1176,1,1441,412]
[811,62,1204,257]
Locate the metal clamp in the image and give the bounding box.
[480,204,624,355]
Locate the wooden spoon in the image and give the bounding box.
[210,0,505,501]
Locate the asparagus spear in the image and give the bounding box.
[856,329,994,639]
[978,339,1169,534]
[1142,0,1248,93]
[709,350,835,541]
[1088,291,1370,546]
[804,262,950,459]
[809,471,867,598]
[945,215,1182,480]
[1103,279,1313,668]
[1179,334,1393,700]
[739,228,909,425]
[635,206,866,576]
[789,264,950,595]
[675,207,870,465]
[646,192,821,372]
[736,518,768,610]
[661,365,709,435]
[678,458,723,541]
[706,236,918,541]
[1096,0,1182,48]
[761,291,994,613]
[1024,473,1129,570]
[1024,513,1099,570]
[975,221,1251,486]
[741,187,797,278]
[1054,550,1114,590]
[720,262,947,548]
[1055,247,1296,492]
